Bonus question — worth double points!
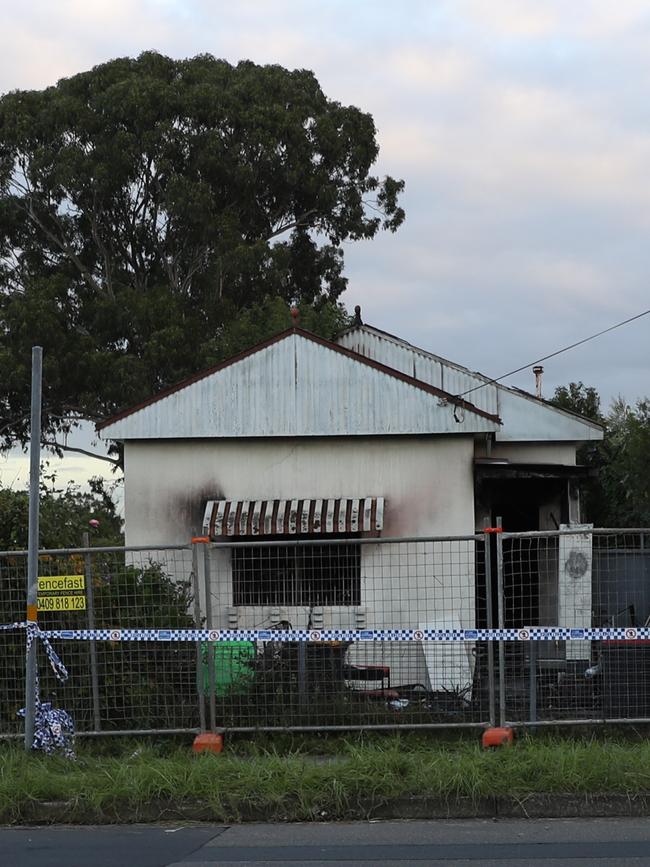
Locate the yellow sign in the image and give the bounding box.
[37,595,87,612]
[38,575,85,592]
[37,575,86,613]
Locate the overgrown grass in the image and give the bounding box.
[2,733,650,823]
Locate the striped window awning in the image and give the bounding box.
[203,498,384,538]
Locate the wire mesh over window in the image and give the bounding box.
[232,542,361,606]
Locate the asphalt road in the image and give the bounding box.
[3,818,650,866]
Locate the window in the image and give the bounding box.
[232,542,361,606]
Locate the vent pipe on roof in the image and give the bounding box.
[533,365,544,398]
[354,305,363,326]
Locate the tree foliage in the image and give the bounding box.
[551,382,650,527]
[552,382,603,424]
[0,52,404,452]
[601,398,650,527]
[0,474,123,550]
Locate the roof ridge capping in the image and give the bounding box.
[97,326,501,431]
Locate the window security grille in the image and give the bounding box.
[232,543,361,606]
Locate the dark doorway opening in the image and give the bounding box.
[475,477,566,629]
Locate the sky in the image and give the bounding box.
[1,0,649,491]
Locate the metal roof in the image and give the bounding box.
[337,325,603,443]
[337,324,499,416]
[99,329,499,440]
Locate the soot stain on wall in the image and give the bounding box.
[168,483,225,536]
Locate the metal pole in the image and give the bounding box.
[83,532,101,731]
[495,517,507,728]
[483,530,496,727]
[295,549,308,711]
[24,346,42,750]
[298,642,308,713]
[192,543,207,732]
[529,637,537,726]
[203,545,217,734]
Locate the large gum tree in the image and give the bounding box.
[0,52,404,463]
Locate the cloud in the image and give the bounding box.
[457,0,560,38]
[0,449,116,492]
[0,1,188,92]
[454,0,650,40]
[1,0,649,437]
[388,48,475,92]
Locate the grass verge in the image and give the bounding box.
[2,733,650,823]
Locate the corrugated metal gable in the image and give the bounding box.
[294,335,493,434]
[100,332,498,440]
[337,326,498,416]
[495,388,604,442]
[337,326,603,443]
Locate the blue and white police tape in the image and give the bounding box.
[2,622,75,758]
[6,625,650,642]
[0,621,68,678]
[17,702,75,759]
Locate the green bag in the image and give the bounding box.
[201,641,255,696]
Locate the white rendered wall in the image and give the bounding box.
[123,435,477,690]
[123,436,475,544]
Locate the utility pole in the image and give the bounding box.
[24,346,42,750]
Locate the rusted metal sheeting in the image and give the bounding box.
[203,497,385,538]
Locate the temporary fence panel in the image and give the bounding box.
[201,535,489,730]
[0,546,199,736]
[1,536,492,735]
[496,528,650,726]
[2,529,650,738]
[0,552,26,735]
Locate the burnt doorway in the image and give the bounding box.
[490,480,545,628]
[476,475,566,629]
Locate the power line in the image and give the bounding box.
[457,307,650,398]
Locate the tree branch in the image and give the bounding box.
[265,209,318,242]
[180,245,211,294]
[0,406,103,439]
[41,439,122,467]
[90,190,115,301]
[19,198,105,297]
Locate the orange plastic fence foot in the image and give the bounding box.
[193,732,224,754]
[482,727,514,749]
